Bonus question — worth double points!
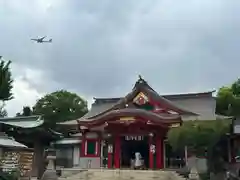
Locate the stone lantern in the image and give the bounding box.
[40,148,58,180]
[46,149,56,170]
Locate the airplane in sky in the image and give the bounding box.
[31,36,52,43]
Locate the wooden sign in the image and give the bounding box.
[108,144,113,153]
[19,150,34,177]
[125,135,144,141]
[119,117,135,121]
[0,151,20,173]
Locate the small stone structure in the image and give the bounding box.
[40,149,58,180]
[188,167,200,180]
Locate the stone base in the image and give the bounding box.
[40,169,58,180]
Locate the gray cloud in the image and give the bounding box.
[1,0,240,102]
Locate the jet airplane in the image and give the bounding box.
[31,36,52,43]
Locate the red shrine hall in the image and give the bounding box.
[74,76,197,169]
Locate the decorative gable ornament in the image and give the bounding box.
[133,92,149,105]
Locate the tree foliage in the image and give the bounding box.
[216,78,240,116]
[167,120,231,174]
[16,106,32,116]
[167,120,231,152]
[0,57,14,117]
[32,90,88,125]
[0,106,7,117]
[0,58,13,101]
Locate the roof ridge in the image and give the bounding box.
[0,115,41,122]
[93,90,215,103]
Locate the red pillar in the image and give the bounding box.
[156,136,163,169]
[114,135,120,168]
[149,135,154,169]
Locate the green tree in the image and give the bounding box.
[216,78,240,116]
[16,106,32,116]
[0,106,7,117]
[167,120,231,173]
[0,57,14,117]
[167,120,230,152]
[32,90,88,125]
[0,57,13,101]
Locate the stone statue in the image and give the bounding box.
[134,152,143,169]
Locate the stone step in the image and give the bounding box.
[59,169,186,180]
[59,168,86,178]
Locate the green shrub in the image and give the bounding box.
[0,170,20,180]
[199,173,210,180]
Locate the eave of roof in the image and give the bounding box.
[78,108,182,127]
[0,115,44,128]
[215,114,233,120]
[58,119,79,125]
[0,133,27,148]
[53,138,82,145]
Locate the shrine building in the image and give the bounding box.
[59,76,219,169]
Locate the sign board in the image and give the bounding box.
[119,117,135,121]
[19,151,34,177]
[234,118,240,134]
[108,145,113,153]
[125,135,144,141]
[234,125,240,134]
[85,132,98,138]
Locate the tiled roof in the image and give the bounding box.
[0,133,27,148]
[94,91,214,104]
[0,115,44,128]
[60,76,214,125]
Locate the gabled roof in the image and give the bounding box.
[93,91,214,104]
[61,76,206,126]
[81,76,197,120]
[0,115,44,128]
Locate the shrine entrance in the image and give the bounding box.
[120,135,149,168]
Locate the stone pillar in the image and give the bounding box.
[32,141,44,178]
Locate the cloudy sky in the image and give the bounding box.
[0,0,240,116]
